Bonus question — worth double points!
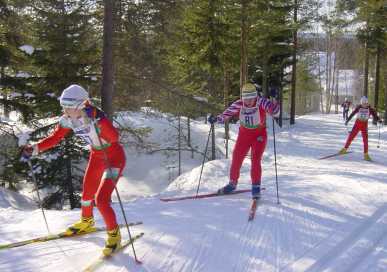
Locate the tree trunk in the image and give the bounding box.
[1,66,9,118]
[317,51,324,113]
[187,117,191,147]
[101,0,114,118]
[374,43,381,109]
[187,117,194,159]
[240,0,248,89]
[325,33,331,113]
[363,40,369,97]
[223,62,231,158]
[211,123,215,160]
[290,0,298,125]
[383,48,387,125]
[277,67,284,127]
[262,55,269,97]
[335,68,339,114]
[178,115,181,175]
[331,40,338,114]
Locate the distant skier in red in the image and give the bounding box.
[341,97,352,121]
[209,83,280,199]
[22,84,125,256]
[339,96,381,161]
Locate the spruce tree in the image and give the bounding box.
[20,0,101,209]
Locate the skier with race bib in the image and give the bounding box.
[209,83,280,199]
[339,96,381,161]
[21,84,125,256]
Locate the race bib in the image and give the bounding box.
[72,124,94,145]
[64,117,101,146]
[239,106,261,129]
[358,108,369,121]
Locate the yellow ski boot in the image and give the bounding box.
[102,226,121,256]
[364,153,372,161]
[63,216,96,236]
[338,148,348,155]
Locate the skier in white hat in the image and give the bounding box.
[22,84,126,256]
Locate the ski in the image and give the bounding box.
[0,222,142,250]
[160,188,265,202]
[318,151,352,160]
[83,232,144,272]
[248,198,259,221]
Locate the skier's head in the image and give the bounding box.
[60,84,89,118]
[241,83,257,107]
[360,96,368,106]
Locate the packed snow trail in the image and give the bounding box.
[1,113,387,271]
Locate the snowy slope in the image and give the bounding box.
[0,187,36,210]
[114,110,226,200]
[1,113,387,272]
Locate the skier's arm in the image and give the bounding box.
[97,117,120,144]
[369,107,380,123]
[217,99,243,123]
[36,124,72,153]
[346,105,360,123]
[257,97,280,117]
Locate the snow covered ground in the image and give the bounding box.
[1,112,387,272]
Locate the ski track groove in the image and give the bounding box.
[232,198,273,272]
[301,202,387,272]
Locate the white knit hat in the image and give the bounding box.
[360,96,368,104]
[59,84,89,108]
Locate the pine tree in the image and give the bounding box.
[18,0,101,209]
[0,0,33,120]
[167,0,231,105]
[336,0,386,106]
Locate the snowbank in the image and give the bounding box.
[0,187,37,210]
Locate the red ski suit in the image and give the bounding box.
[36,107,125,231]
[344,105,379,153]
[218,97,280,185]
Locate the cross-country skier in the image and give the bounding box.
[341,97,352,121]
[21,84,125,256]
[209,83,280,199]
[339,96,381,161]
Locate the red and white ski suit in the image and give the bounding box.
[218,97,280,185]
[36,107,125,231]
[344,105,379,153]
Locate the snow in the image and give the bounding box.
[1,112,387,271]
[15,72,31,78]
[193,96,208,103]
[46,93,56,98]
[8,92,22,99]
[0,187,36,210]
[24,93,35,98]
[19,45,35,55]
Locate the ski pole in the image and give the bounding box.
[195,125,213,197]
[272,118,280,204]
[92,121,142,264]
[27,160,51,234]
[377,122,381,148]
